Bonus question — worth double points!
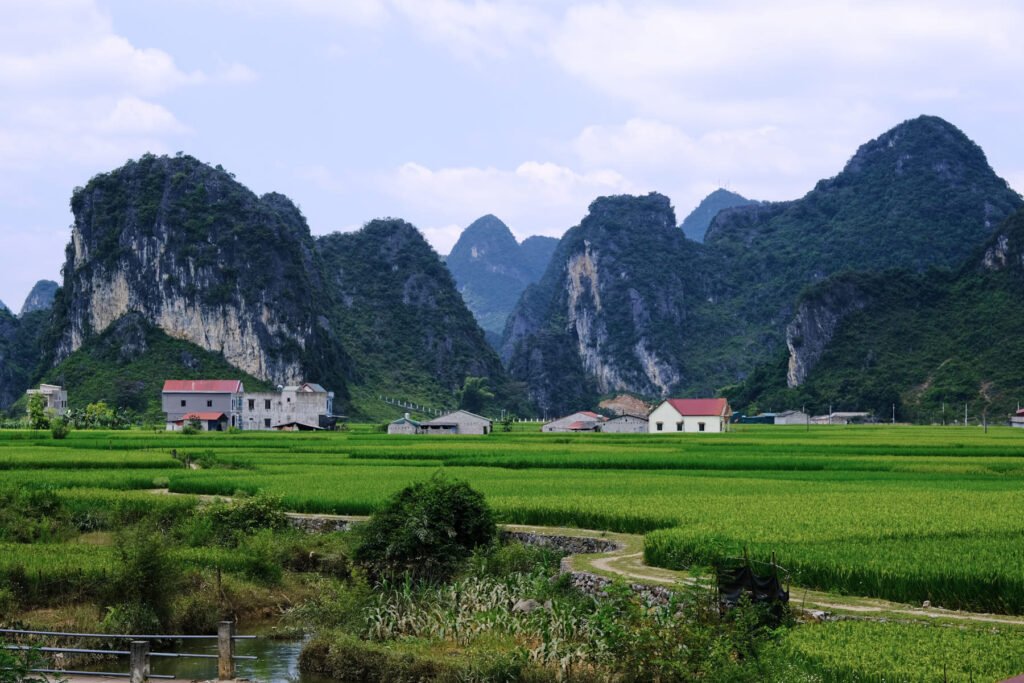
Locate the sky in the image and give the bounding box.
[2,0,1024,310]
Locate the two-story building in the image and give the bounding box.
[242,383,335,431]
[25,384,68,417]
[162,380,244,431]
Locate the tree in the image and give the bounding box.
[27,394,49,430]
[457,376,494,414]
[354,475,496,585]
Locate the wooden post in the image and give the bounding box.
[218,621,236,680]
[129,640,149,683]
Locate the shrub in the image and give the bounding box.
[203,494,289,546]
[107,523,179,627]
[354,475,496,585]
[0,639,51,683]
[50,417,71,440]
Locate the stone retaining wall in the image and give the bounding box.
[287,514,357,533]
[500,530,621,555]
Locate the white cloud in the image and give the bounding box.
[385,160,633,247]
[389,0,548,59]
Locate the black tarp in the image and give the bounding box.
[716,563,789,609]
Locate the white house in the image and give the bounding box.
[25,384,68,417]
[420,410,492,435]
[648,398,732,434]
[542,411,607,432]
[388,414,422,434]
[1012,409,1024,429]
[810,411,871,425]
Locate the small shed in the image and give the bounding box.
[169,412,227,432]
[543,411,607,433]
[421,410,492,435]
[602,414,648,433]
[273,421,324,431]
[388,414,422,435]
[1010,409,1024,429]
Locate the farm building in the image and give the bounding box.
[25,383,68,417]
[648,398,732,433]
[543,411,607,432]
[602,414,648,433]
[163,380,244,431]
[420,410,493,435]
[1011,409,1024,428]
[810,411,872,425]
[774,410,810,425]
[388,414,422,434]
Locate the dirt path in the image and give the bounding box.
[150,490,1024,626]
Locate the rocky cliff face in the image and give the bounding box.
[19,280,58,316]
[445,215,558,336]
[55,154,337,387]
[502,193,729,414]
[785,276,873,387]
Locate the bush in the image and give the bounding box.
[50,417,70,440]
[203,494,289,546]
[107,523,179,627]
[354,475,496,585]
[0,639,51,683]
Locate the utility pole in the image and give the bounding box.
[892,403,895,425]
[829,403,832,425]
[942,401,945,426]
[964,402,968,427]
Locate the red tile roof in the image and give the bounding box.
[163,380,243,393]
[175,412,226,422]
[665,398,730,417]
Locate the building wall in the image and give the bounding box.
[602,415,648,433]
[774,412,809,425]
[241,389,329,430]
[26,385,68,417]
[648,403,724,433]
[388,421,420,435]
[424,411,492,435]
[162,392,240,425]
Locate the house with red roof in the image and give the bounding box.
[648,398,732,434]
[1012,408,1024,429]
[162,379,245,431]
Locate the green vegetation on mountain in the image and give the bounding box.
[318,219,529,420]
[502,193,740,415]
[445,215,558,337]
[32,313,271,423]
[0,308,51,413]
[503,116,1022,414]
[726,208,1024,422]
[679,188,757,242]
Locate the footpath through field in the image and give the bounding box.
[149,489,1024,627]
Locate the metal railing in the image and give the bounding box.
[2,621,255,682]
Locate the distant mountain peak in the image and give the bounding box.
[680,188,757,243]
[19,279,58,316]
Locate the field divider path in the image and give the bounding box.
[147,489,1024,626]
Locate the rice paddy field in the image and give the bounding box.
[4,424,1024,680]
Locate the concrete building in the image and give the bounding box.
[163,380,244,431]
[542,411,607,432]
[242,383,335,431]
[602,414,648,433]
[649,398,732,434]
[25,384,68,417]
[774,410,810,425]
[1010,409,1024,428]
[388,414,422,435]
[420,410,492,435]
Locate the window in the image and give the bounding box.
[676,422,683,432]
[656,422,663,432]
[180,400,186,407]
[286,397,291,403]
[698,422,706,432]
[248,399,254,411]
[265,399,271,410]
[207,400,213,408]
[264,418,271,428]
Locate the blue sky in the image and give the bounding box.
[2,0,1024,309]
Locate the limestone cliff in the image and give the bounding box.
[502,193,731,415]
[19,280,58,316]
[55,153,344,390]
[785,276,873,387]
